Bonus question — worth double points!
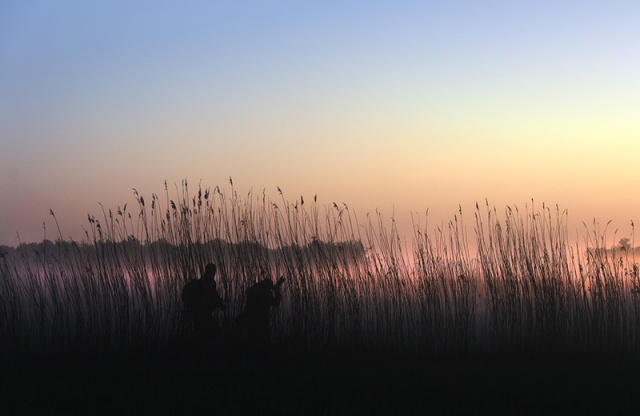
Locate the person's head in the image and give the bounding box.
[204,263,217,277]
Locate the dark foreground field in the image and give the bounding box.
[3,350,640,415]
[3,186,640,414]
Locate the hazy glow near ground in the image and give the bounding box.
[1,1,638,247]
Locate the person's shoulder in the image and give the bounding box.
[184,277,199,286]
[246,282,258,294]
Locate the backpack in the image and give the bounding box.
[181,278,201,311]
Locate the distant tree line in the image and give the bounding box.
[0,238,366,263]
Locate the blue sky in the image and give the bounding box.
[1,1,639,245]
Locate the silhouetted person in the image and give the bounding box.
[242,276,286,353]
[182,263,226,352]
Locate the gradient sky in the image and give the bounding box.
[1,1,639,247]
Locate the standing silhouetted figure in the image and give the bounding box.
[242,277,286,353]
[182,263,226,352]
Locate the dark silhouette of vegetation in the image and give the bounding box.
[1,181,639,367]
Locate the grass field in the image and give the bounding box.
[1,181,639,413]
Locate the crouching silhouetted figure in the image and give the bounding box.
[182,263,226,353]
[240,277,286,354]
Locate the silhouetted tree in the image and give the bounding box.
[619,238,631,252]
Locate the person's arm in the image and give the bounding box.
[271,277,285,306]
[213,289,225,310]
[206,280,225,310]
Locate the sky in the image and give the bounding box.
[1,1,639,247]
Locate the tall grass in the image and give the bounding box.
[1,180,639,362]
